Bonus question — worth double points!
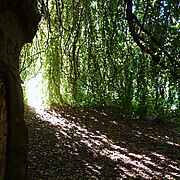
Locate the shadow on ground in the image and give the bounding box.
[24,104,180,180]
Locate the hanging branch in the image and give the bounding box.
[142,0,149,27]
[125,0,180,79]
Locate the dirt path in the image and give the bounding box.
[24,104,180,180]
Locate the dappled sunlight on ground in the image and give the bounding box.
[25,104,180,179]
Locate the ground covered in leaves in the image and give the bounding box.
[24,104,180,180]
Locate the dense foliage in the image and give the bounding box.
[20,0,180,120]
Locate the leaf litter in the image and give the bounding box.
[24,104,180,180]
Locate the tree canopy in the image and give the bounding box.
[20,0,180,120]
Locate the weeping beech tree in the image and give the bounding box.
[20,0,179,120]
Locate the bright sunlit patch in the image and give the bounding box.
[25,73,46,110]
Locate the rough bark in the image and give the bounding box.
[0,79,7,180]
[0,0,40,179]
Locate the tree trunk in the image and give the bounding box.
[0,0,40,179]
[0,79,7,180]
